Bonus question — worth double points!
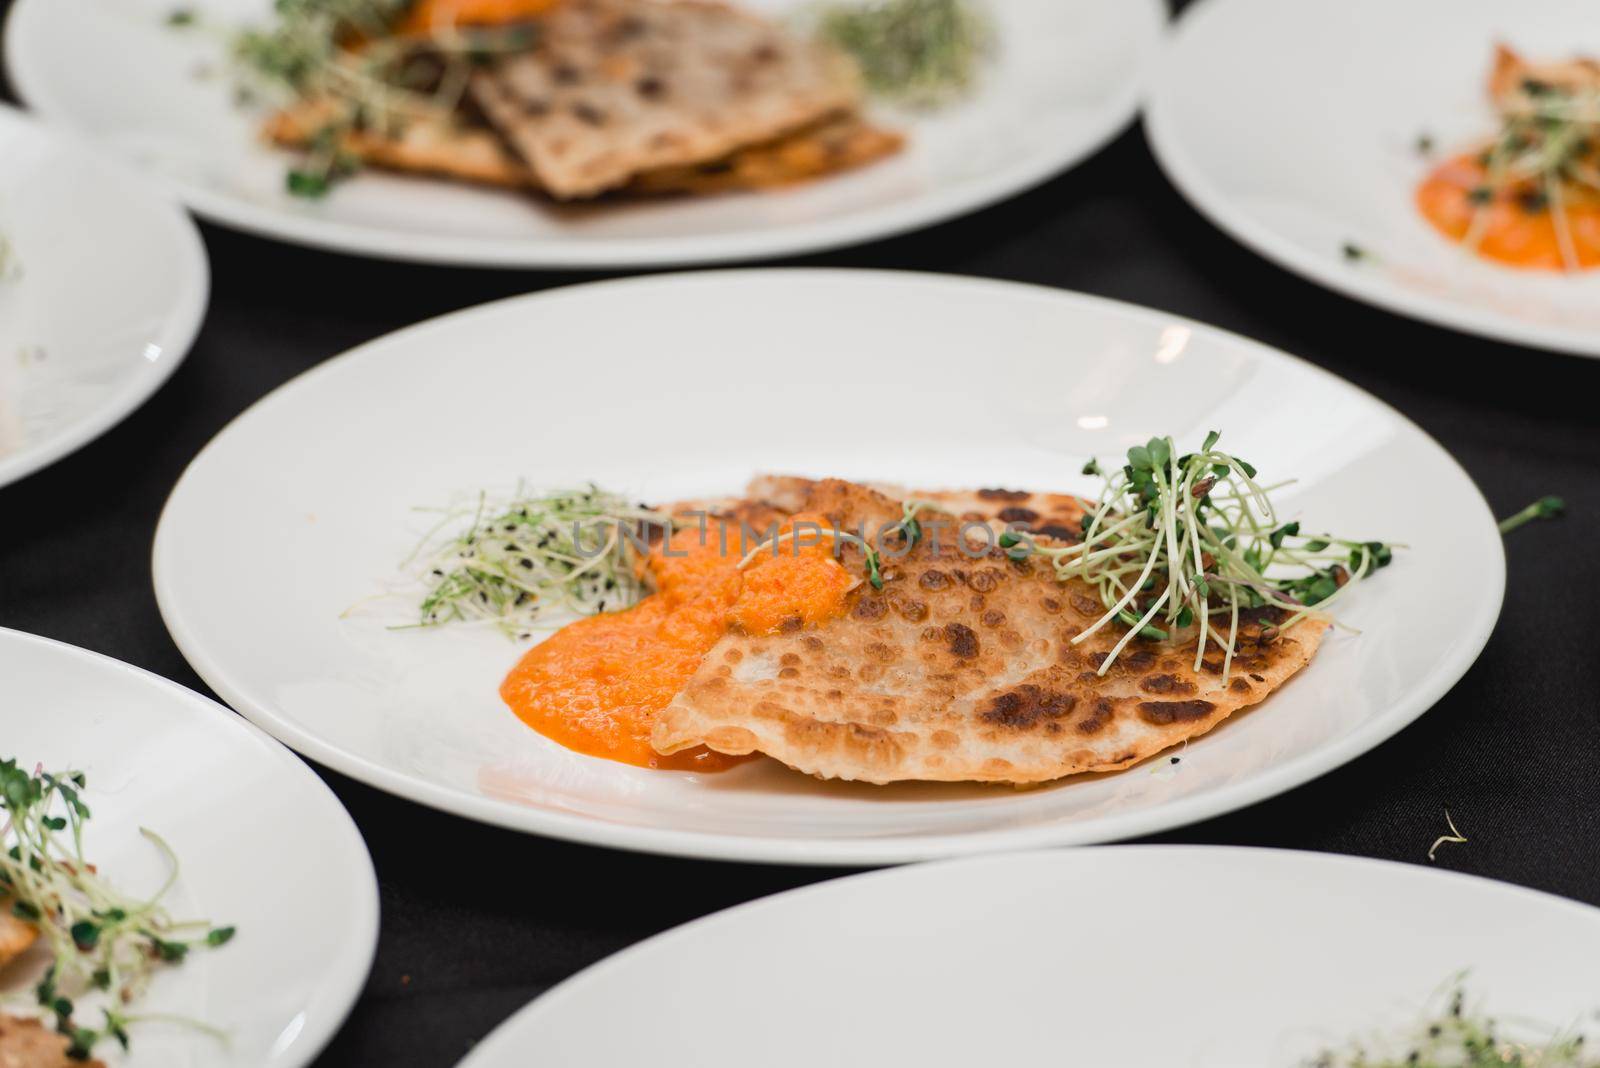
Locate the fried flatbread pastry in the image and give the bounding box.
[263,99,531,187]
[468,0,862,197]
[264,103,900,194]
[653,478,1326,784]
[626,114,902,193]
[0,1016,104,1068]
[746,475,1090,543]
[0,907,35,973]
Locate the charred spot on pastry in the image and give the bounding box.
[981,685,1077,728]
[1139,673,1197,695]
[1137,700,1215,725]
[944,622,980,659]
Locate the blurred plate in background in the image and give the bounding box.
[5,0,1163,267]
[0,104,207,488]
[1147,0,1600,358]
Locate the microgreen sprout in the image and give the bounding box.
[1498,495,1566,534]
[737,500,934,591]
[1038,431,1396,680]
[402,485,669,638]
[812,0,991,108]
[229,0,543,196]
[1309,980,1596,1067]
[1428,808,1468,862]
[0,759,234,1059]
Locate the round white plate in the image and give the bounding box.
[152,270,1503,865]
[457,847,1600,1067]
[0,105,207,488]
[4,0,1163,268]
[1146,0,1600,358]
[0,628,377,1067]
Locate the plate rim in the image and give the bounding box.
[151,267,1506,866]
[1144,0,1600,360]
[0,104,210,488]
[457,844,1600,1065]
[0,626,381,1067]
[3,0,1164,268]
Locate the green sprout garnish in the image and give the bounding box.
[0,232,20,283]
[401,485,669,639]
[736,501,933,591]
[229,0,542,197]
[1462,76,1600,271]
[1309,980,1596,1067]
[1427,808,1468,862]
[0,759,234,1059]
[1036,431,1396,680]
[812,0,991,108]
[1498,495,1566,534]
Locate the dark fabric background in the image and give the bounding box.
[2,2,1598,1064]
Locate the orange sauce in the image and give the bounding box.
[394,0,562,35]
[499,515,855,771]
[1417,152,1600,271]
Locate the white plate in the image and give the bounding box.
[0,628,377,1067]
[457,847,1600,1067]
[152,270,1503,865]
[0,105,207,488]
[4,0,1163,268]
[1146,0,1600,358]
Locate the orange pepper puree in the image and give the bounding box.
[395,0,562,35]
[1417,152,1600,271]
[499,514,855,771]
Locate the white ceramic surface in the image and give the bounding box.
[0,628,378,1067]
[152,270,1503,865]
[457,847,1600,1067]
[4,0,1163,267]
[1146,0,1600,358]
[0,105,207,488]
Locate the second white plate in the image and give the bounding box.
[6,0,1163,267]
[153,270,1503,864]
[1147,0,1600,358]
[460,848,1600,1067]
[0,104,207,488]
[1,628,377,1067]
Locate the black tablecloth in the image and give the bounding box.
[3,4,1598,1064]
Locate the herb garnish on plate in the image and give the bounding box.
[813,0,990,108]
[1466,73,1600,271]
[230,0,541,197]
[1027,431,1395,680]
[0,758,234,1060]
[402,484,669,638]
[1309,980,1596,1067]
